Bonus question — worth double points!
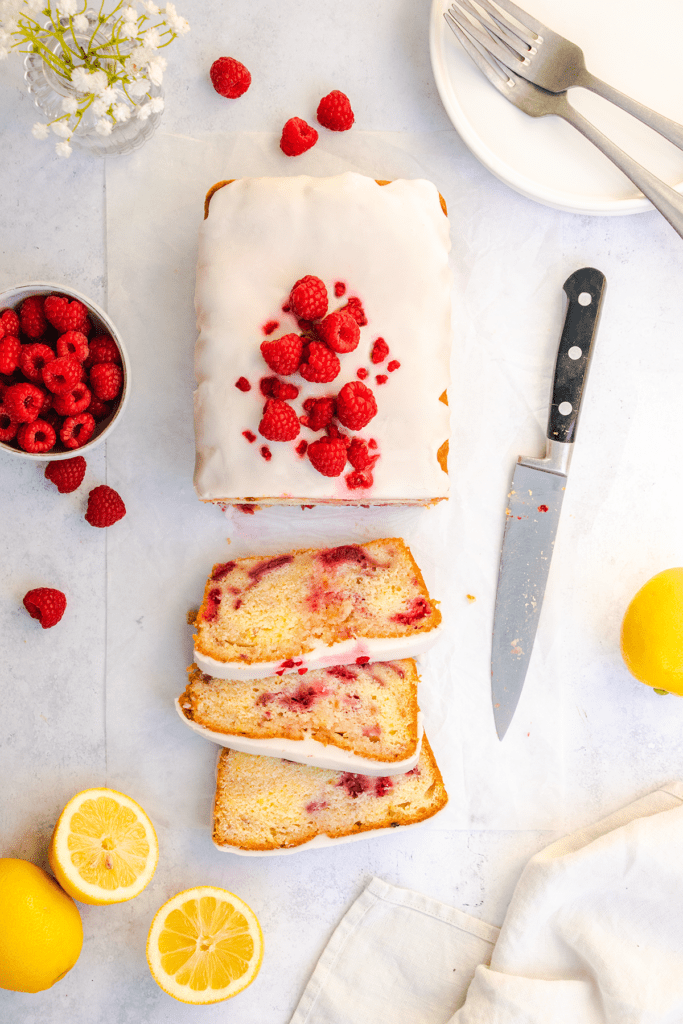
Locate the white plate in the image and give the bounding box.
[430,0,683,214]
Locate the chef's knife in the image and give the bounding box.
[491,267,606,740]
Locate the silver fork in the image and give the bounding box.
[447,0,683,150]
[444,11,683,241]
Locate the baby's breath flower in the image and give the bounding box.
[70,66,91,92]
[127,76,150,98]
[61,95,78,113]
[121,20,137,38]
[55,139,73,158]
[88,69,109,94]
[0,46,8,59]
[147,54,166,86]
[32,121,50,139]
[57,0,79,16]
[73,13,89,31]
[95,118,113,136]
[112,102,131,122]
[142,26,160,48]
[136,100,152,120]
[123,5,138,20]
[92,95,109,116]
[141,0,160,13]
[149,95,164,113]
[51,120,72,138]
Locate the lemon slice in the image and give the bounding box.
[48,788,158,905]
[146,886,263,1004]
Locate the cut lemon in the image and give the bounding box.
[48,788,158,905]
[146,886,263,1004]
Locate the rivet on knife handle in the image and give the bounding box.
[548,267,605,445]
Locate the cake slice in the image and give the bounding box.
[193,173,451,507]
[177,659,422,773]
[192,538,441,680]
[212,737,447,853]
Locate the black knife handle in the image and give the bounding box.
[547,267,605,444]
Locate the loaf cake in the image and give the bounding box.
[177,659,422,774]
[193,173,451,506]
[192,538,441,680]
[212,737,447,852]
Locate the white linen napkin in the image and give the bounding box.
[290,782,683,1024]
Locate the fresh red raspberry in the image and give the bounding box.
[0,335,20,375]
[325,422,350,446]
[371,337,389,363]
[0,403,17,442]
[18,343,55,382]
[242,429,256,443]
[23,587,67,628]
[235,376,251,392]
[56,331,89,362]
[87,395,112,421]
[388,359,401,372]
[60,412,95,449]
[341,296,367,326]
[209,56,251,98]
[260,445,272,461]
[259,376,299,401]
[42,355,81,395]
[20,296,48,339]
[43,294,88,333]
[347,437,379,471]
[335,380,378,431]
[334,281,346,298]
[295,439,308,456]
[84,334,121,367]
[301,396,335,430]
[0,309,20,337]
[307,436,347,477]
[356,367,368,380]
[280,117,318,156]
[258,398,300,441]
[85,484,126,527]
[289,276,328,321]
[45,455,87,493]
[376,374,388,385]
[299,341,341,383]
[89,362,123,400]
[346,467,375,490]
[4,382,45,423]
[316,310,360,354]
[52,382,91,415]
[262,319,279,335]
[16,418,56,453]
[260,333,303,376]
[317,90,354,131]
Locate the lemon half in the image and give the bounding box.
[146,886,263,1004]
[620,567,683,695]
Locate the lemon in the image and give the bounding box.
[620,567,683,695]
[146,886,263,1004]
[48,788,158,905]
[0,858,83,992]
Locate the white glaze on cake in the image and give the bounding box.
[193,174,451,504]
[193,626,442,680]
[175,697,423,775]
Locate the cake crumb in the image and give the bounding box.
[466,594,476,603]
[187,608,198,624]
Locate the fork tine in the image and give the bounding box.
[470,0,538,50]
[479,0,546,39]
[443,9,515,92]
[447,2,529,69]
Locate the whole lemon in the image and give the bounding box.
[620,567,683,695]
[0,858,83,992]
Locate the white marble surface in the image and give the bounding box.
[2,0,683,1020]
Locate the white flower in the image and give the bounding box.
[57,0,78,16]
[70,66,91,92]
[73,13,88,31]
[127,76,150,98]
[32,122,49,139]
[51,120,72,137]
[92,96,109,116]
[147,54,166,85]
[95,118,113,136]
[88,68,109,94]
[123,5,138,20]
[149,95,164,112]
[55,139,73,158]
[25,0,43,11]
[121,20,137,38]
[136,101,152,120]
[127,44,155,72]
[142,26,160,48]
[100,85,118,104]
[0,46,8,60]
[112,102,131,122]
[141,0,159,12]
[166,4,189,35]
[61,96,78,114]
[0,29,12,45]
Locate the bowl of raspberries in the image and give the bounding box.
[0,282,130,459]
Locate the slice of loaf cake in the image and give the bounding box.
[193,538,441,679]
[193,173,451,507]
[177,659,421,773]
[212,737,447,852]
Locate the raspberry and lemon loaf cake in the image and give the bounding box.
[212,737,447,853]
[192,538,441,680]
[177,659,422,774]
[193,173,451,506]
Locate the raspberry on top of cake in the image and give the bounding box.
[193,173,451,506]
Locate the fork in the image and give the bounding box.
[446,0,683,150]
[443,12,683,241]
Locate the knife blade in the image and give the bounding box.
[491,267,606,740]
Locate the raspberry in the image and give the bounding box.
[371,337,389,363]
[388,359,401,372]
[0,403,17,442]
[52,382,91,416]
[289,276,328,320]
[43,294,88,333]
[301,395,335,430]
[89,362,123,400]
[307,436,347,477]
[0,309,20,337]
[258,398,300,442]
[4,382,45,423]
[262,319,279,335]
[56,331,89,362]
[316,310,360,354]
[325,422,350,446]
[209,56,251,98]
[345,467,374,490]
[19,343,55,382]
[84,334,121,367]
[334,281,346,298]
[16,418,56,453]
[347,437,378,471]
[235,376,251,392]
[242,429,256,443]
[317,90,355,131]
[23,587,67,628]
[45,455,87,493]
[0,335,20,375]
[356,367,368,380]
[42,355,81,395]
[20,296,47,339]
[295,439,308,456]
[336,380,378,431]
[260,445,272,461]
[85,484,126,527]
[260,333,303,376]
[299,341,340,383]
[87,395,111,421]
[259,376,299,401]
[342,296,367,326]
[60,412,95,450]
[376,374,388,385]
[280,117,318,156]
